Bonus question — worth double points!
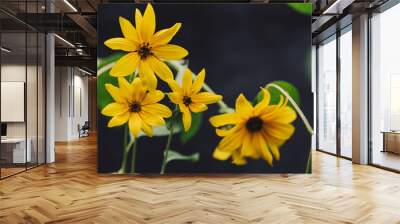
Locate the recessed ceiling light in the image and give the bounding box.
[54,34,75,48]
[63,0,78,12]
[77,67,93,76]
[1,47,11,53]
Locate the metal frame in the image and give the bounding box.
[315,24,353,161]
[367,0,400,172]
[0,0,47,180]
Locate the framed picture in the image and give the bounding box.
[97,3,313,174]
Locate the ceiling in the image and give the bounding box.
[0,0,392,72]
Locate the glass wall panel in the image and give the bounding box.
[1,30,28,177]
[339,29,352,158]
[0,1,46,179]
[371,4,400,171]
[317,36,337,154]
[38,32,45,165]
[27,30,38,169]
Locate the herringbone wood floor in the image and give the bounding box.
[1,134,400,224]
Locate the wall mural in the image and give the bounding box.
[97,3,313,174]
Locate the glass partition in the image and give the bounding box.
[1,31,28,177]
[370,3,400,171]
[317,36,337,154]
[339,28,352,158]
[0,1,46,179]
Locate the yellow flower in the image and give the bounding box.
[101,77,172,138]
[104,3,188,90]
[167,68,222,132]
[209,89,296,166]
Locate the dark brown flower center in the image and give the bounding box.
[137,43,152,60]
[182,96,192,106]
[245,117,263,133]
[129,102,141,112]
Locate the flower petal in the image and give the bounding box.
[105,84,125,103]
[141,120,153,137]
[130,77,146,102]
[101,103,128,117]
[135,9,143,39]
[142,90,164,105]
[213,147,232,161]
[152,44,188,60]
[110,53,140,77]
[232,151,247,165]
[142,103,172,118]
[215,126,237,137]
[119,17,140,43]
[167,79,183,95]
[129,113,142,137]
[235,94,253,118]
[147,57,173,82]
[218,130,244,152]
[182,110,192,132]
[191,68,205,94]
[254,88,271,115]
[118,77,134,102]
[209,113,240,127]
[139,61,157,90]
[240,134,259,158]
[167,92,182,104]
[104,38,137,52]
[182,69,193,95]
[139,110,165,126]
[139,3,155,42]
[266,138,280,160]
[191,92,222,105]
[255,133,273,166]
[263,107,297,124]
[189,103,207,113]
[108,112,130,127]
[264,123,295,140]
[150,23,181,47]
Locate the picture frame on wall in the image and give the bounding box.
[97,3,313,174]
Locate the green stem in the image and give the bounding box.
[167,60,234,114]
[130,137,137,173]
[266,83,314,135]
[306,150,312,174]
[201,81,233,113]
[265,83,314,173]
[160,107,178,174]
[160,125,173,174]
[118,133,135,174]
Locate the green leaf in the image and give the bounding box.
[287,3,312,15]
[97,68,118,110]
[135,125,181,138]
[97,54,126,110]
[165,150,200,164]
[97,53,124,69]
[254,81,301,109]
[180,112,203,144]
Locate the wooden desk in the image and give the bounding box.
[1,138,31,163]
[382,131,400,154]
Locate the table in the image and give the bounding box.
[382,131,400,154]
[1,138,31,163]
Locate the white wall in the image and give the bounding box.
[54,67,89,141]
[1,63,46,164]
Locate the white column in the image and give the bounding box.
[352,14,369,164]
[46,33,55,163]
[45,0,56,163]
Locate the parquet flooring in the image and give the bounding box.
[1,134,400,223]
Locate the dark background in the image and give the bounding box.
[98,3,312,173]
